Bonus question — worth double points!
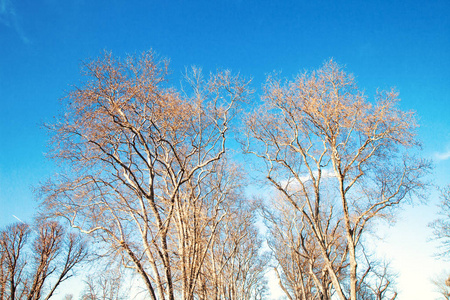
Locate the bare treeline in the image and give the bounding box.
[0,222,87,300]
[1,51,433,299]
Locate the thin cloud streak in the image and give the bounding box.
[0,0,30,44]
[12,214,24,223]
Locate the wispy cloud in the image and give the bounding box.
[0,0,30,44]
[434,149,450,161]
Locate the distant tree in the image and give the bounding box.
[357,259,398,300]
[245,60,430,300]
[261,192,347,300]
[0,221,87,300]
[431,185,450,256]
[39,51,256,300]
[0,223,28,300]
[80,263,126,300]
[431,271,450,300]
[199,198,269,300]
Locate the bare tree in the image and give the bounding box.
[198,198,269,300]
[0,221,87,300]
[0,250,5,300]
[357,258,397,300]
[431,185,450,256]
[262,193,346,300]
[431,271,450,300]
[80,263,126,300]
[430,186,450,300]
[0,223,29,300]
[245,60,430,300]
[39,51,252,300]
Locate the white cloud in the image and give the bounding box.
[279,169,336,190]
[0,0,30,44]
[434,149,450,161]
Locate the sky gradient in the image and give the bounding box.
[1,0,449,298]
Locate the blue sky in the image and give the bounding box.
[1,0,449,298]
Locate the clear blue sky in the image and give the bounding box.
[1,0,449,298]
